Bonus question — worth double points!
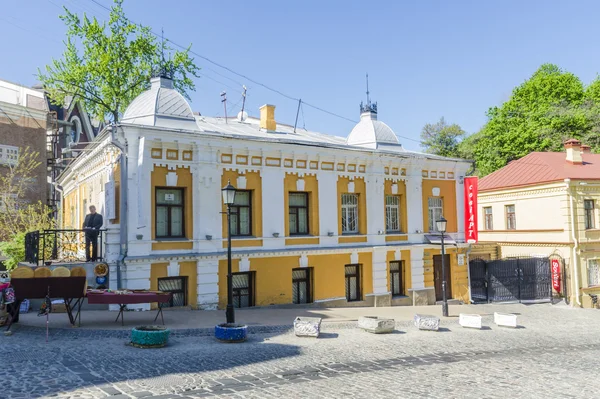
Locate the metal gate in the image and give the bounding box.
[469,256,553,303]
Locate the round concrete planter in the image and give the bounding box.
[130,325,170,348]
[215,323,247,343]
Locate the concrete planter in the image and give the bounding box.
[215,323,248,343]
[494,312,518,328]
[414,314,440,331]
[358,316,395,334]
[130,326,170,348]
[459,313,482,329]
[293,316,322,337]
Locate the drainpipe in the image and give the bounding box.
[565,179,582,306]
[51,183,63,228]
[110,124,127,290]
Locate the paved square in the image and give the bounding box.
[2,304,600,398]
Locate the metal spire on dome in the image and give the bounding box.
[359,73,377,114]
[152,28,175,80]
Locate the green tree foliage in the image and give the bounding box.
[462,64,600,176]
[38,0,200,122]
[420,117,466,158]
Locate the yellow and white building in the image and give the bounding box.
[58,75,473,310]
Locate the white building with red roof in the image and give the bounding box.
[477,139,600,308]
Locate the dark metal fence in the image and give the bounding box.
[24,229,105,266]
[470,255,559,303]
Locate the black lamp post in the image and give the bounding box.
[436,216,449,317]
[222,180,237,324]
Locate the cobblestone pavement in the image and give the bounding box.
[2,304,600,398]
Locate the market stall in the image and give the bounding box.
[86,290,172,326]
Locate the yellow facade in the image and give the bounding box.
[221,170,262,244]
[422,179,457,233]
[150,261,197,309]
[151,166,193,240]
[384,180,408,233]
[337,177,367,235]
[283,173,320,237]
[422,247,470,304]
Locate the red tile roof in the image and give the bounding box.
[479,152,600,191]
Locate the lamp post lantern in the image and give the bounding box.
[222,180,237,324]
[436,216,449,317]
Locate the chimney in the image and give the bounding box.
[581,144,591,154]
[259,104,276,131]
[564,138,583,164]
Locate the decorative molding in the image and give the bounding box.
[284,159,293,167]
[296,178,305,191]
[337,163,345,172]
[348,181,355,193]
[480,186,567,200]
[391,183,398,195]
[309,161,318,170]
[432,187,440,197]
[266,157,281,167]
[447,172,454,179]
[296,160,306,169]
[299,254,308,268]
[166,171,178,187]
[439,171,445,179]
[422,170,428,178]
[221,154,233,164]
[358,165,366,173]
[251,156,262,166]
[237,175,247,190]
[236,155,248,165]
[239,257,250,272]
[350,251,359,264]
[167,261,180,277]
[322,162,334,171]
[151,148,162,159]
[166,149,178,160]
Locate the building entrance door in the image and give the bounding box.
[433,254,452,301]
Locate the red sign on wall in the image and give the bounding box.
[552,259,561,293]
[464,177,478,243]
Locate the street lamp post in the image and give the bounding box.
[222,180,237,324]
[436,216,449,317]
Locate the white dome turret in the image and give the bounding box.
[346,102,399,149]
[122,75,198,130]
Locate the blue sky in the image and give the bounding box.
[2,0,600,150]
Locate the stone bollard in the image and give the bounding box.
[494,312,518,328]
[459,313,482,329]
[293,317,322,337]
[414,314,440,331]
[358,316,395,334]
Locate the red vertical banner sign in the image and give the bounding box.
[464,177,478,243]
[551,259,561,293]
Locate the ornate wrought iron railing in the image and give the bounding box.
[24,229,106,266]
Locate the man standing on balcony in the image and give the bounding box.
[83,205,103,262]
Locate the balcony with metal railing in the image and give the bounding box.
[24,229,106,266]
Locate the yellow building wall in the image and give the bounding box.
[218,258,240,309]
[283,173,319,236]
[221,170,262,242]
[62,190,77,228]
[337,177,367,235]
[150,261,197,309]
[386,249,412,293]
[151,166,193,240]
[358,252,373,298]
[309,253,351,301]
[423,247,470,303]
[422,179,457,233]
[384,180,408,233]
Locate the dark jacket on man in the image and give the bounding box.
[83,213,103,236]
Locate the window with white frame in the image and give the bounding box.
[385,195,401,232]
[341,193,359,234]
[484,207,493,230]
[428,197,443,232]
[505,205,516,230]
[584,200,595,230]
[588,259,600,287]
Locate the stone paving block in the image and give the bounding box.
[459,313,483,329]
[494,312,518,328]
[293,316,322,337]
[413,314,440,331]
[358,316,396,334]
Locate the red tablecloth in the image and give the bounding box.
[87,291,171,305]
